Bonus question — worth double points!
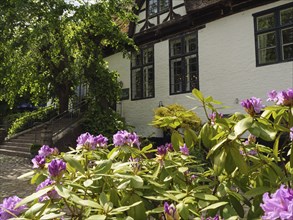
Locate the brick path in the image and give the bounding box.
[0,155,35,202]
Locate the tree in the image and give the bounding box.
[0,0,136,112]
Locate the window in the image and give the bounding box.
[169,32,199,95]
[149,0,169,16]
[254,3,293,65]
[131,47,154,100]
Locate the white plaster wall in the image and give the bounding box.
[106,1,293,137]
[198,1,293,117]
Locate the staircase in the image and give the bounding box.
[0,101,87,158]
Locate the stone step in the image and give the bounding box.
[8,138,35,144]
[0,145,30,152]
[0,148,31,158]
[0,142,32,148]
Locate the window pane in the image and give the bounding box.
[281,7,293,25]
[282,27,293,45]
[143,47,154,64]
[131,52,141,67]
[257,13,275,31]
[132,69,142,99]
[258,32,276,49]
[170,39,182,56]
[185,55,197,92]
[160,0,169,12]
[258,48,277,64]
[171,58,182,93]
[185,34,197,54]
[149,0,158,15]
[143,66,154,98]
[283,44,293,60]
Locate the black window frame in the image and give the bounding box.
[169,31,199,95]
[148,0,169,18]
[253,2,293,66]
[131,46,155,101]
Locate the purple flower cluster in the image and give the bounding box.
[113,130,140,147]
[76,132,108,150]
[164,202,179,220]
[31,145,58,169]
[157,143,173,156]
[241,97,265,116]
[267,88,293,106]
[36,179,60,202]
[48,159,66,178]
[179,144,189,155]
[0,196,27,220]
[261,185,293,220]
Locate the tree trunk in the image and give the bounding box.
[56,84,71,113]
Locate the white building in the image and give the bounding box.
[105,0,293,137]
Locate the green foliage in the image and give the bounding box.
[82,104,131,139]
[152,104,201,131]
[7,88,293,219]
[0,0,136,112]
[8,106,57,137]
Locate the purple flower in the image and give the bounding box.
[290,127,293,141]
[77,132,108,150]
[113,130,140,147]
[31,155,46,169]
[180,144,189,155]
[267,88,293,106]
[241,97,265,116]
[261,185,293,220]
[0,196,27,220]
[203,215,221,220]
[157,145,168,156]
[209,112,223,125]
[38,145,54,157]
[165,143,174,151]
[36,179,60,202]
[267,90,278,102]
[164,202,179,220]
[48,159,66,178]
[248,149,257,156]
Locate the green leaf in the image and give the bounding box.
[201,201,228,212]
[18,171,35,179]
[207,138,227,158]
[40,212,66,220]
[63,154,84,174]
[84,179,93,187]
[55,184,71,199]
[99,192,108,206]
[95,160,112,174]
[117,180,131,189]
[234,117,253,137]
[16,186,53,208]
[194,193,219,201]
[86,215,106,220]
[184,128,196,147]
[108,147,119,160]
[229,144,248,174]
[71,194,103,209]
[192,88,204,101]
[229,195,244,218]
[245,186,271,197]
[112,201,142,213]
[177,202,189,220]
[24,202,46,218]
[273,133,281,157]
[171,130,184,151]
[146,207,164,215]
[213,148,227,175]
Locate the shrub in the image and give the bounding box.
[8,106,57,137]
[1,88,293,220]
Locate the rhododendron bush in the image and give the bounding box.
[0,88,292,220]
